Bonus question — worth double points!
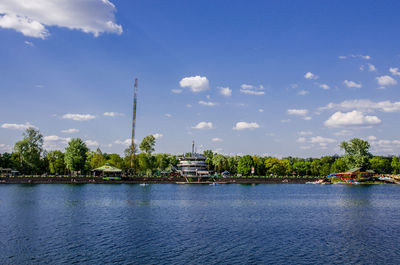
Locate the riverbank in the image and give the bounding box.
[0,176,321,184]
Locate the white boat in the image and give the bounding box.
[139,183,149,186]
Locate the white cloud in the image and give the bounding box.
[240,84,264,95]
[240,89,265,95]
[297,137,306,143]
[324,110,381,128]
[179,76,209,93]
[43,135,71,150]
[310,136,336,147]
[198,100,217,107]
[344,80,362,88]
[0,0,122,39]
[0,144,12,153]
[367,135,377,141]
[367,63,376,72]
[319,83,330,90]
[61,128,79,134]
[287,109,308,116]
[258,108,264,113]
[303,116,312,121]
[114,139,131,146]
[320,99,400,113]
[233,122,260,130]
[339,54,371,60]
[1,122,36,130]
[192,122,214,130]
[376,75,397,86]
[62,113,96,121]
[304,72,318,80]
[186,104,192,108]
[171,89,183,94]
[280,119,291,123]
[333,130,353,136]
[389,67,400,76]
[85,139,99,147]
[103,112,123,117]
[298,131,313,136]
[24,40,33,46]
[297,89,309,96]
[338,55,347,59]
[164,113,172,118]
[153,133,163,139]
[219,86,232,97]
[212,137,223,142]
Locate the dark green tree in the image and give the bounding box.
[391,156,400,174]
[47,150,65,174]
[237,155,254,176]
[369,156,391,174]
[139,135,156,155]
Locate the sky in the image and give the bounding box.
[1,0,400,157]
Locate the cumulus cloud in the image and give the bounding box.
[104,112,123,117]
[198,100,217,107]
[297,89,309,96]
[85,139,99,147]
[233,122,260,130]
[310,136,336,147]
[340,54,371,60]
[219,86,232,97]
[61,128,79,134]
[153,133,163,139]
[0,0,122,39]
[43,135,71,150]
[297,137,306,143]
[376,75,397,86]
[62,113,96,121]
[212,137,223,142]
[304,72,318,80]
[319,83,330,90]
[0,144,12,153]
[344,80,362,88]
[114,139,131,146]
[171,89,183,94]
[179,76,209,93]
[320,99,400,113]
[389,67,400,76]
[1,122,36,130]
[324,110,381,128]
[287,109,308,116]
[192,122,214,130]
[333,130,353,136]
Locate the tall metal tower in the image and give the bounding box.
[130,78,138,170]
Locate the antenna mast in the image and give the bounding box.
[130,78,138,170]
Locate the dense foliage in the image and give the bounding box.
[1,129,400,176]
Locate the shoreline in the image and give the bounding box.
[0,176,320,184]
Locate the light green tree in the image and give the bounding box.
[14,127,43,174]
[369,156,391,174]
[90,148,106,169]
[340,138,371,170]
[64,138,89,174]
[264,157,287,176]
[212,154,228,173]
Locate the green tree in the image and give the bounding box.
[320,156,335,176]
[264,157,287,176]
[14,128,43,174]
[252,156,265,176]
[227,156,239,174]
[203,150,214,171]
[139,135,156,155]
[47,150,65,174]
[107,153,125,170]
[212,154,228,173]
[237,155,254,176]
[391,156,400,174]
[369,156,391,174]
[64,138,89,174]
[340,138,371,170]
[90,148,106,169]
[310,159,322,176]
[331,157,348,173]
[155,153,170,171]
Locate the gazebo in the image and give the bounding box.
[92,164,122,178]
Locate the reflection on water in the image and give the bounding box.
[0,184,400,264]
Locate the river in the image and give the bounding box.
[0,184,399,264]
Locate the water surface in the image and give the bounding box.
[0,184,399,264]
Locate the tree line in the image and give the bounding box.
[1,128,400,176]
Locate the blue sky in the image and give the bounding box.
[1,0,400,157]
